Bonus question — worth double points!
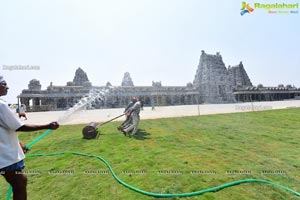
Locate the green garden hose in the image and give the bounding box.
[26,151,300,198]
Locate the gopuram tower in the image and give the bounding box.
[228,62,252,88]
[193,50,235,103]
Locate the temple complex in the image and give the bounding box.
[18,51,300,112]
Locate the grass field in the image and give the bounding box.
[1,108,300,200]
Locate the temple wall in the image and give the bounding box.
[18,53,299,112]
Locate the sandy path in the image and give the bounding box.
[20,100,300,125]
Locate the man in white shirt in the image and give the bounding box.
[0,76,59,200]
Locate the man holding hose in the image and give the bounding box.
[0,76,59,200]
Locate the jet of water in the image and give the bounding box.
[57,88,111,124]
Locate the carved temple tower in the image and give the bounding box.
[193,50,235,103]
[228,62,252,88]
[121,72,134,86]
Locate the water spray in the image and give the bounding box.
[53,87,125,139]
[57,88,110,124]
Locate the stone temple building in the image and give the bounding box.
[19,51,300,112]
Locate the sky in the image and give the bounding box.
[0,0,299,103]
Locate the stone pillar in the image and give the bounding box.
[162,95,167,106]
[54,98,58,110]
[171,95,174,105]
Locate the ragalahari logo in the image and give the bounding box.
[240,2,254,15]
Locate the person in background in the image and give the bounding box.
[151,99,156,110]
[0,75,59,200]
[18,104,27,120]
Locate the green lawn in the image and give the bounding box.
[1,108,300,200]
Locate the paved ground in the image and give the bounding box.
[20,100,300,125]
